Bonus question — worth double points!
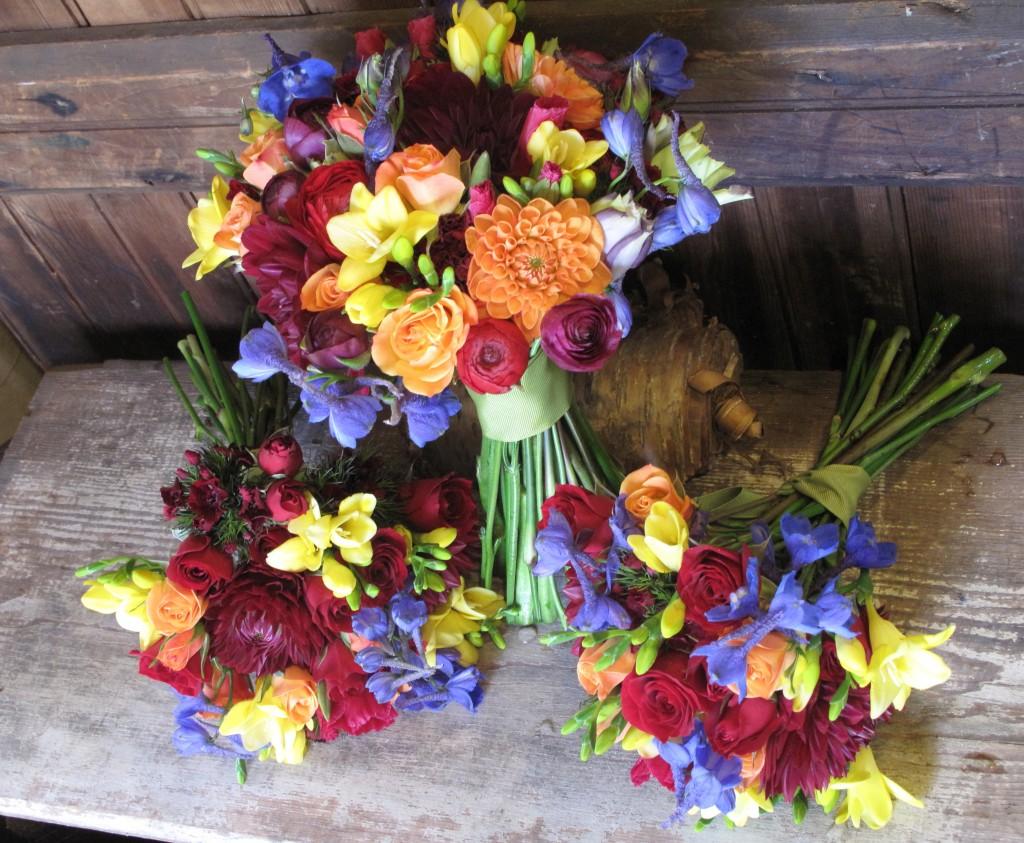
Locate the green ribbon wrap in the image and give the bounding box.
[467,353,572,443]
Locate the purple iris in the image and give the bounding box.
[233,322,305,383]
[171,693,253,759]
[300,382,382,448]
[656,725,741,827]
[780,513,840,569]
[396,386,461,447]
[257,35,337,122]
[845,516,897,569]
[632,33,694,97]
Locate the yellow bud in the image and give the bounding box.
[345,282,400,329]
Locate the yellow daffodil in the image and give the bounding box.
[836,598,954,719]
[648,120,751,208]
[817,745,922,830]
[526,121,608,192]
[445,0,516,84]
[267,496,335,573]
[219,684,307,765]
[321,553,358,599]
[182,176,235,280]
[422,580,504,666]
[627,501,689,573]
[781,640,821,713]
[239,108,280,143]
[81,572,162,649]
[726,788,774,828]
[345,281,401,329]
[326,184,438,291]
[330,493,377,565]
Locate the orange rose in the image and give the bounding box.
[213,192,261,255]
[577,639,637,701]
[743,631,794,699]
[327,103,367,144]
[371,288,478,396]
[502,44,604,130]
[203,664,252,708]
[155,629,204,671]
[145,578,206,636]
[300,263,350,312]
[240,128,289,190]
[374,144,465,215]
[739,748,766,789]
[620,464,692,520]
[271,666,319,725]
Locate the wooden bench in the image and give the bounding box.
[0,361,1020,841]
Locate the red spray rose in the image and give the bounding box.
[539,484,614,556]
[620,651,700,742]
[312,640,397,740]
[675,544,746,633]
[304,574,355,636]
[704,694,786,758]
[400,473,478,534]
[456,319,530,394]
[540,294,622,373]
[135,640,203,696]
[249,526,292,565]
[291,160,369,259]
[258,433,303,476]
[166,535,234,596]
[265,479,309,522]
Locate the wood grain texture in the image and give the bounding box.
[0,362,1020,842]
[0,318,40,445]
[0,0,79,31]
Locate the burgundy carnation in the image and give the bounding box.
[303,311,370,371]
[291,160,368,259]
[431,212,472,285]
[540,294,623,373]
[204,564,327,675]
[312,640,397,740]
[675,545,747,633]
[167,535,234,596]
[160,478,185,520]
[186,475,228,532]
[258,433,304,476]
[241,214,319,290]
[539,484,614,556]
[620,651,700,741]
[362,528,411,606]
[457,319,530,395]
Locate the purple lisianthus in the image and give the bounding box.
[594,194,654,282]
[540,294,623,373]
[303,311,370,371]
[632,33,694,97]
[257,35,337,122]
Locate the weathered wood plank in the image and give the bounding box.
[0,0,79,31]
[73,0,192,26]
[0,363,1020,841]
[0,318,40,446]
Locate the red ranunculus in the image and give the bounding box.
[456,319,530,394]
[292,160,369,258]
[312,640,397,740]
[258,433,303,476]
[186,475,228,532]
[704,695,786,758]
[362,528,410,605]
[166,535,234,596]
[354,27,387,58]
[630,755,675,791]
[676,545,746,632]
[620,651,700,741]
[539,484,613,556]
[265,479,309,522]
[135,640,203,696]
[304,574,355,636]
[406,15,436,58]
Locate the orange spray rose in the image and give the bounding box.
[502,44,604,130]
[145,579,206,636]
[271,666,319,725]
[577,639,637,701]
[375,144,465,215]
[620,465,693,520]
[301,263,350,312]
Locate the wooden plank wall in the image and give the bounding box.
[0,1,1021,373]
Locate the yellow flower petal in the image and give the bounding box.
[321,556,357,598]
[266,535,323,573]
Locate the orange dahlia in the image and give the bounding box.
[465,195,611,339]
[502,43,604,130]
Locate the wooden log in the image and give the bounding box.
[0,362,1021,840]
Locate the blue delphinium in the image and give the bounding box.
[655,724,741,827]
[171,693,254,759]
[780,512,840,569]
[233,322,305,383]
[301,381,382,448]
[631,33,694,97]
[257,34,337,121]
[397,386,461,447]
[845,515,897,569]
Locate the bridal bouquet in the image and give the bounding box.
[182,0,748,623]
[534,318,1004,829]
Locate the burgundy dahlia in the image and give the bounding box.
[241,215,320,291]
[204,564,327,676]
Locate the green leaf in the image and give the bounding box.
[828,673,853,721]
[337,351,372,370]
[316,679,332,721]
[793,465,871,526]
[695,486,765,520]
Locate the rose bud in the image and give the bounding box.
[303,311,370,371]
[166,534,234,597]
[407,14,437,58]
[265,479,309,522]
[539,294,623,373]
[467,180,497,221]
[354,27,387,59]
[258,433,304,476]
[456,319,530,394]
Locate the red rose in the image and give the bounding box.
[265,479,309,522]
[705,695,785,758]
[539,484,613,556]
[167,535,234,596]
[630,755,675,791]
[676,545,746,633]
[135,640,202,696]
[291,160,369,258]
[406,15,437,58]
[362,528,410,605]
[304,574,355,636]
[312,640,397,740]
[354,27,387,59]
[684,653,731,710]
[620,651,700,741]
[258,433,303,476]
[400,474,477,534]
[249,525,292,565]
[456,319,530,394]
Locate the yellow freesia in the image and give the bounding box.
[446,0,516,84]
[627,501,689,573]
[267,496,335,573]
[81,575,162,649]
[836,598,954,719]
[648,121,751,208]
[422,580,504,666]
[781,641,821,713]
[182,176,235,280]
[660,594,686,638]
[326,184,438,291]
[239,109,280,143]
[726,788,774,828]
[321,553,357,599]
[219,684,307,765]
[330,493,377,565]
[620,726,655,754]
[817,745,922,830]
[416,526,457,549]
[526,121,608,192]
[345,281,400,329]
